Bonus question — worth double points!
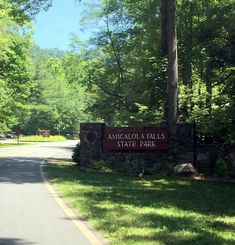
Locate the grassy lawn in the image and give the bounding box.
[0,143,25,148]
[20,135,66,142]
[44,161,235,245]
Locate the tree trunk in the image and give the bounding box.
[166,0,179,140]
[160,0,168,122]
[180,0,193,118]
[205,61,213,114]
[161,0,168,57]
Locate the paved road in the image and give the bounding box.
[0,141,105,245]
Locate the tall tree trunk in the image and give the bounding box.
[161,0,168,57]
[166,0,179,140]
[180,0,193,118]
[160,0,168,122]
[182,1,193,88]
[205,61,213,114]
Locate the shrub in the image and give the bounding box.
[214,159,229,178]
[160,161,174,176]
[146,161,173,176]
[72,143,80,163]
[91,160,112,173]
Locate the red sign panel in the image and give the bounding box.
[103,127,169,151]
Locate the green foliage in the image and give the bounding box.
[80,158,174,177]
[0,0,32,131]
[90,160,112,173]
[1,1,93,134]
[177,0,235,142]
[9,0,52,20]
[72,142,80,163]
[214,159,230,178]
[1,0,235,144]
[149,161,174,177]
[79,0,166,126]
[22,47,94,133]
[75,0,235,143]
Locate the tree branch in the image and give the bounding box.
[88,74,123,99]
[212,73,233,88]
[105,15,125,86]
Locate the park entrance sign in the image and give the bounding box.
[103,127,168,151]
[80,123,194,167]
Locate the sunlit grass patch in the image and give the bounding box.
[44,161,235,245]
[20,135,66,142]
[0,143,25,148]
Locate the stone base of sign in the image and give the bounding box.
[80,123,235,176]
[79,123,235,175]
[80,123,104,166]
[80,123,195,169]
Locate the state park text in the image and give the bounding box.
[103,128,169,151]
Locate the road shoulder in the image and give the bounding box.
[40,160,109,245]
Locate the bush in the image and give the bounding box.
[72,143,80,163]
[88,159,144,175]
[88,159,174,177]
[214,159,229,178]
[160,161,174,176]
[91,160,112,173]
[145,161,173,176]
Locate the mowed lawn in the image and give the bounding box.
[44,161,235,245]
[0,143,24,148]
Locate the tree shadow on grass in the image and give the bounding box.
[45,163,235,244]
[71,204,235,245]
[123,231,235,245]
[51,164,235,216]
[80,205,235,245]
[46,163,235,210]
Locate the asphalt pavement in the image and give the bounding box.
[0,141,107,245]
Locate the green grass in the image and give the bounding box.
[44,161,235,245]
[20,135,66,142]
[0,143,25,148]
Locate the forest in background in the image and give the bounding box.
[0,0,234,143]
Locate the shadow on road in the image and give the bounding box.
[0,156,71,185]
[40,145,75,150]
[0,238,36,245]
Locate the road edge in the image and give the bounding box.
[40,160,109,245]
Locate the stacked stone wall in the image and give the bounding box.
[79,123,235,175]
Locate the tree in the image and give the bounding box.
[22,47,94,134]
[0,0,32,131]
[177,0,235,142]
[1,0,234,144]
[79,0,166,126]
[167,0,178,137]
[161,0,178,140]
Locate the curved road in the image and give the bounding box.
[0,141,107,245]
